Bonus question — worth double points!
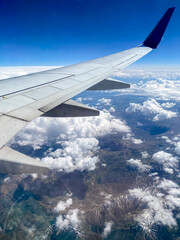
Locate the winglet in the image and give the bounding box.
[143,7,175,49]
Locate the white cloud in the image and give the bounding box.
[161,136,174,145]
[131,138,143,144]
[11,110,130,173]
[56,209,81,232]
[114,70,180,81]
[97,98,112,106]
[54,198,73,212]
[114,71,180,102]
[3,177,11,183]
[109,107,115,112]
[152,151,178,174]
[157,178,179,190]
[129,186,177,229]
[158,178,180,209]
[127,158,151,172]
[175,141,180,155]
[161,102,176,108]
[141,151,149,158]
[123,133,143,145]
[102,221,113,238]
[126,99,177,122]
[0,66,57,80]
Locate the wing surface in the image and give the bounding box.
[0,7,175,173]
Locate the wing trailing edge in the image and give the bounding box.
[88,78,130,90]
[0,146,49,174]
[43,99,99,118]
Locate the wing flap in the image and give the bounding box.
[0,146,49,174]
[88,77,130,90]
[42,99,99,117]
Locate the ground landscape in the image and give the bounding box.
[0,67,179,239]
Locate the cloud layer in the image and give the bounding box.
[126,99,177,121]
[129,177,180,230]
[11,110,130,172]
[114,71,180,102]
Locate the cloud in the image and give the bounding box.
[158,178,180,209]
[54,198,73,212]
[175,141,180,155]
[152,151,178,174]
[114,70,180,81]
[102,221,113,238]
[3,177,11,183]
[97,98,112,106]
[126,99,177,121]
[114,71,180,102]
[157,178,179,190]
[161,102,176,108]
[11,110,130,172]
[131,138,143,144]
[42,138,99,172]
[109,107,115,112]
[56,209,82,232]
[123,133,143,145]
[141,151,149,158]
[129,185,177,229]
[127,158,151,172]
[0,66,57,80]
[161,136,174,145]
[161,135,180,163]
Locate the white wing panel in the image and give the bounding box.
[0,72,72,97]
[8,106,43,122]
[52,79,81,90]
[70,73,95,82]
[0,95,34,113]
[23,85,61,100]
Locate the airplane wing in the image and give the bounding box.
[0,7,175,174]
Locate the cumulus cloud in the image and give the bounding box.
[114,71,180,102]
[123,133,143,145]
[158,178,180,210]
[161,136,174,145]
[157,178,179,190]
[175,141,180,155]
[11,110,130,172]
[141,151,149,158]
[109,107,115,112]
[126,99,177,121]
[56,209,82,232]
[163,135,180,159]
[54,198,73,212]
[152,151,178,174]
[161,102,176,109]
[129,183,178,229]
[3,177,11,183]
[127,158,151,172]
[102,221,113,238]
[131,138,143,144]
[97,98,112,106]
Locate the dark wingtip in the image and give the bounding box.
[143,7,175,49]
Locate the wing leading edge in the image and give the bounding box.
[0,7,175,173]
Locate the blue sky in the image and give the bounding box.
[0,0,179,68]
